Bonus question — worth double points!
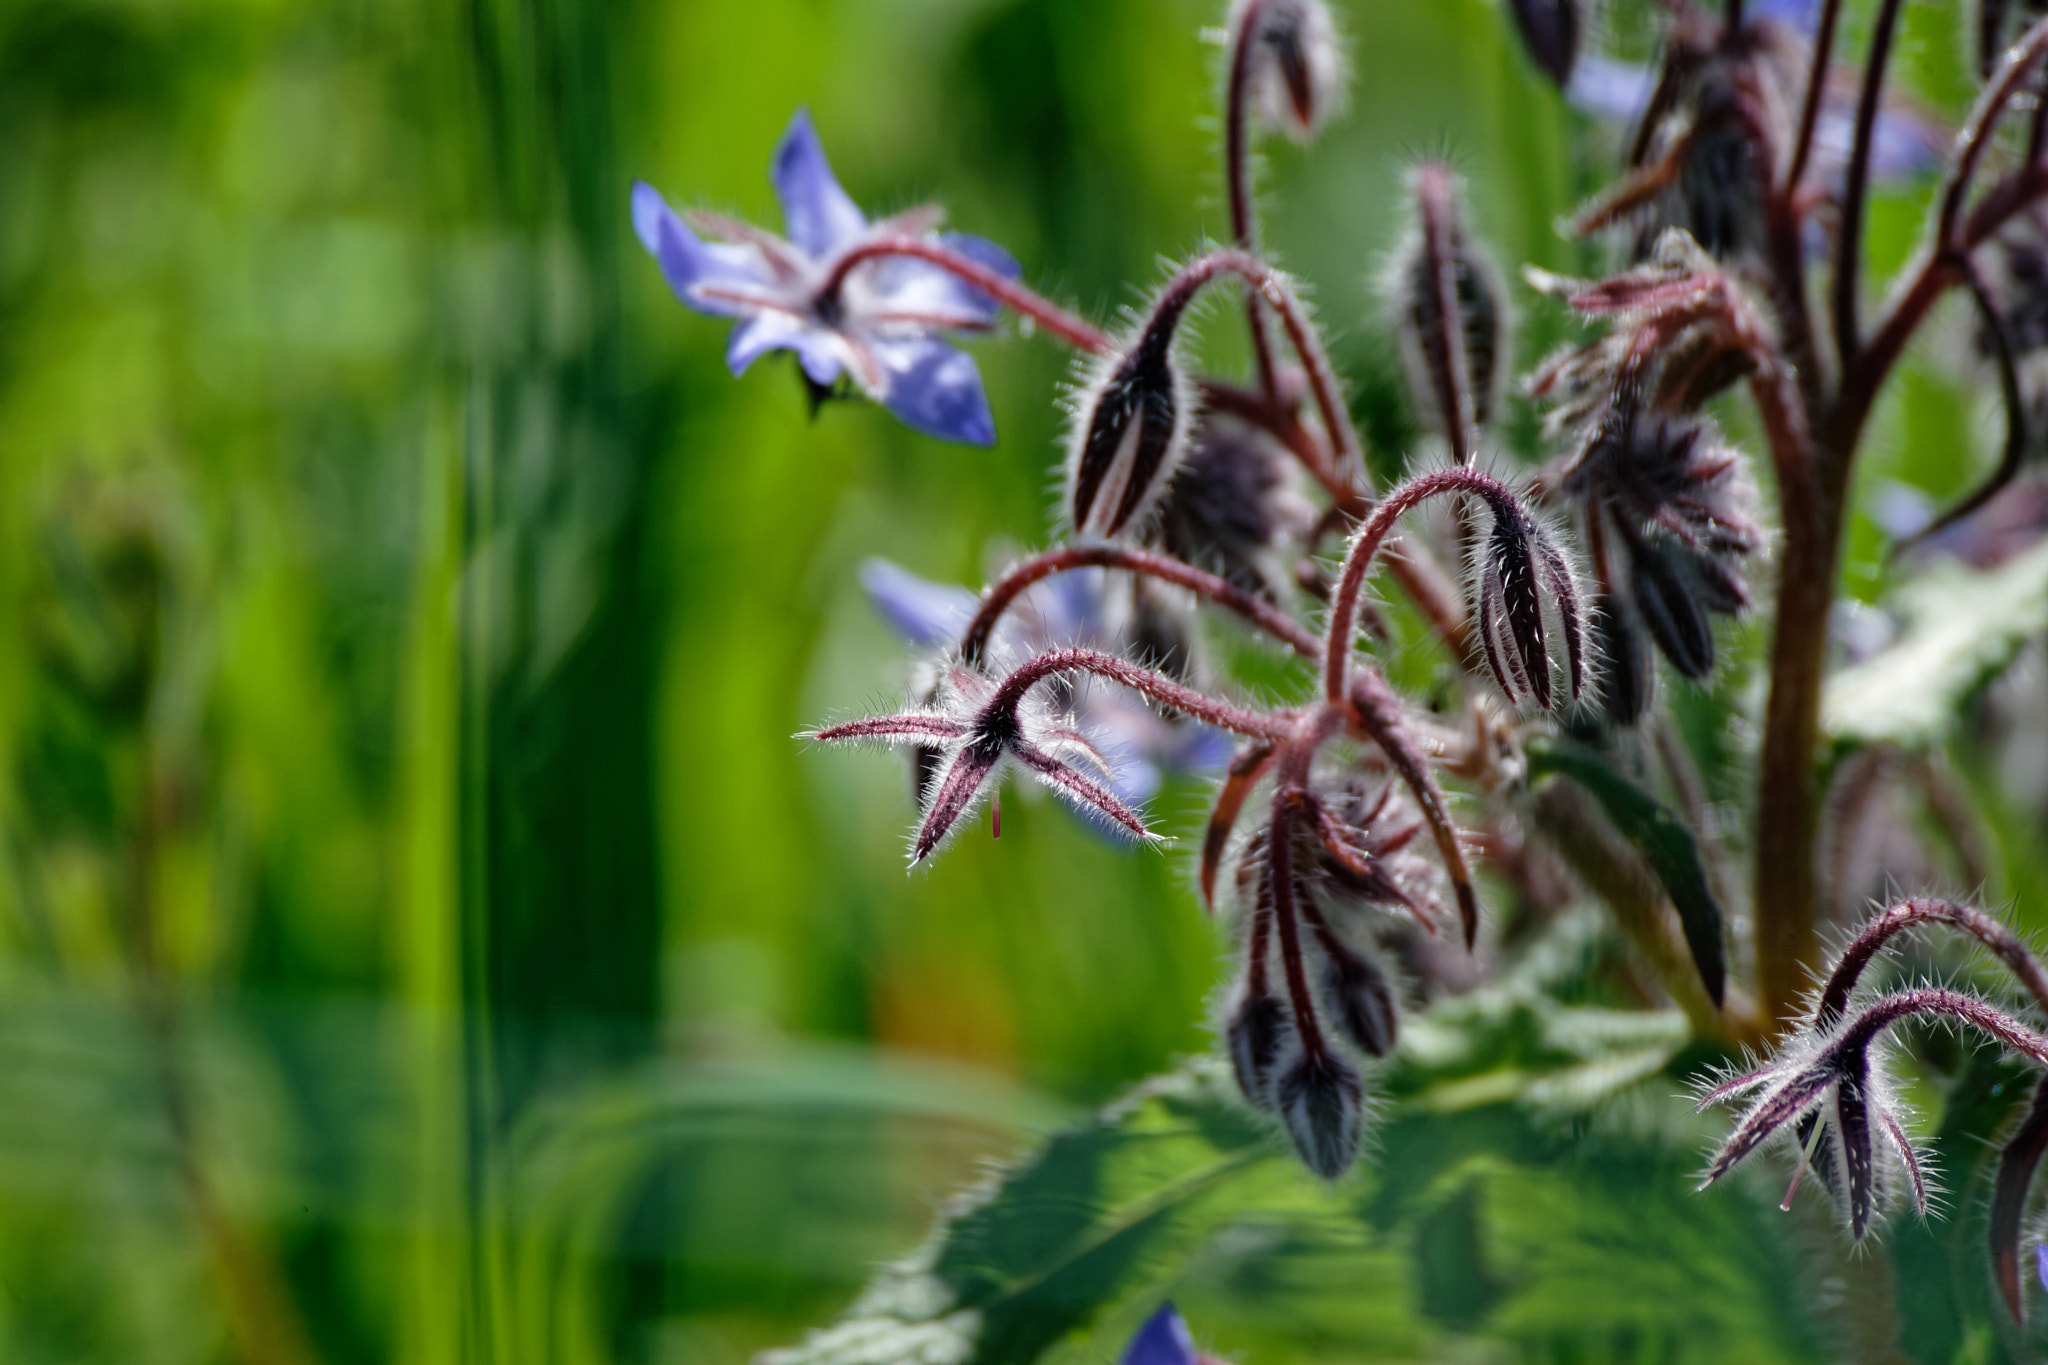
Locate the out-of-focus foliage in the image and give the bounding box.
[5,0,2048,1362]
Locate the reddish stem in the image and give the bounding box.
[987,646,1294,740]
[1225,0,1283,402]
[1323,467,1517,702]
[817,237,1114,354]
[1815,899,2048,1027]
[1831,0,1905,366]
[1781,0,1840,199]
[958,545,1322,667]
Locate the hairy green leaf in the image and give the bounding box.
[1827,537,2048,745]
[1529,745,1727,1006]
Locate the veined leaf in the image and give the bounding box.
[1826,537,2048,745]
[760,1060,1291,1365]
[1528,744,1727,1006]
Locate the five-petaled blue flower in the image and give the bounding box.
[1122,1303,1203,1365]
[632,109,1020,446]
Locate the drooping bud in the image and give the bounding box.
[1067,292,1195,541]
[1155,416,1315,600]
[1628,538,1716,680]
[1321,948,1398,1057]
[1231,0,1346,143]
[1470,496,1589,712]
[1506,0,1579,88]
[1226,986,1294,1111]
[1277,1050,1365,1178]
[1594,600,1652,726]
[1388,163,1509,452]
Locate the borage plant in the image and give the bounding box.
[641,0,2048,1358]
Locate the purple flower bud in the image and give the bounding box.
[1155,416,1315,600]
[1470,498,1589,712]
[1121,1304,1199,1365]
[1233,0,1346,143]
[1629,538,1715,680]
[1277,1050,1366,1178]
[1320,948,1398,1058]
[1507,0,1579,88]
[1226,986,1294,1111]
[1389,163,1509,445]
[1594,600,1652,725]
[1068,300,1193,541]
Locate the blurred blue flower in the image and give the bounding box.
[1122,1303,1199,1365]
[859,557,1232,828]
[632,109,1020,445]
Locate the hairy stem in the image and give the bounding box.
[1323,467,1516,702]
[958,545,1322,667]
[988,646,1295,740]
[818,236,1114,354]
[1225,0,1283,401]
[1831,0,1906,365]
[1815,898,2048,1026]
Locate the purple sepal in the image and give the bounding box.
[1121,1303,1198,1365]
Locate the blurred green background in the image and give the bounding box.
[0,0,2025,1362]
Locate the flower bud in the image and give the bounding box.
[1471,499,1589,712]
[1321,949,1398,1058]
[1233,0,1346,143]
[1594,600,1652,726]
[1277,1050,1365,1178]
[1507,0,1578,88]
[1155,416,1314,600]
[1629,538,1715,680]
[1226,987,1294,1111]
[1390,163,1508,442]
[1068,305,1192,541]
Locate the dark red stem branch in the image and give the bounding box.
[818,237,1114,354]
[988,646,1294,740]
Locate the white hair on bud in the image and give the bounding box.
[1230,0,1349,143]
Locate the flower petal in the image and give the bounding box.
[1120,1304,1198,1365]
[858,558,978,648]
[866,232,1022,327]
[772,109,867,257]
[1565,54,1652,124]
[631,181,772,317]
[873,337,998,446]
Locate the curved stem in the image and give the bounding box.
[1148,249,1364,479]
[1323,467,1517,702]
[1225,0,1283,401]
[1894,262,2027,555]
[1782,0,1840,199]
[1815,899,2048,1027]
[988,646,1295,740]
[1410,162,1476,463]
[1937,16,2048,251]
[1832,0,1906,367]
[958,545,1322,667]
[1836,987,2048,1065]
[817,237,1114,354]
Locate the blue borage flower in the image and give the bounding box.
[858,557,1232,822]
[1121,1303,1200,1365]
[632,110,1020,446]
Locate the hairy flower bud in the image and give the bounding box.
[1277,1050,1365,1178]
[1629,538,1716,680]
[1469,497,1589,712]
[1321,948,1398,1058]
[1389,163,1509,445]
[1506,0,1578,88]
[1068,300,1194,541]
[1226,986,1294,1111]
[1232,0,1346,143]
[1155,416,1315,600]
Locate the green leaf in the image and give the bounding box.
[1826,537,2048,745]
[759,1061,1293,1365]
[1528,745,1727,1006]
